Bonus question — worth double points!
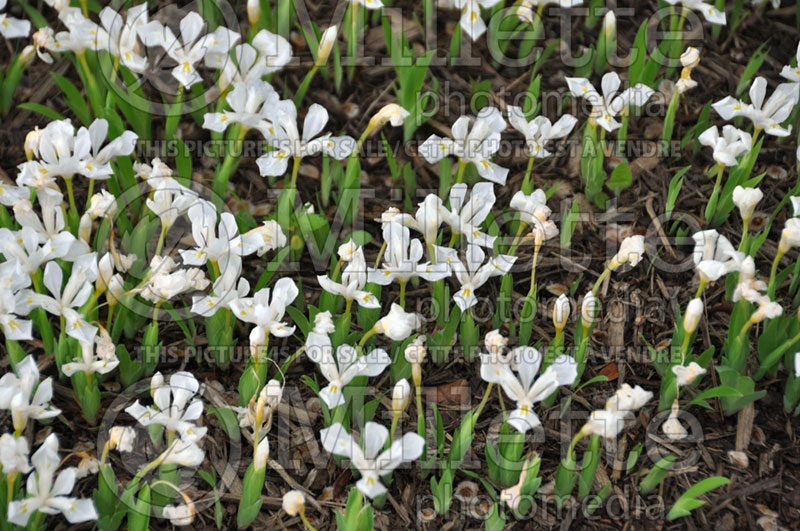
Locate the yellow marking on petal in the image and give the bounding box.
[463,288,471,297]
[480,160,489,169]
[8,320,18,331]
[182,61,191,73]
[277,151,286,160]
[221,116,228,123]
[470,11,478,21]
[520,404,530,416]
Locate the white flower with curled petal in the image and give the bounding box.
[566,73,655,132]
[780,43,800,83]
[0,262,35,341]
[13,188,70,245]
[139,267,210,304]
[338,239,358,262]
[146,180,198,229]
[608,235,646,270]
[61,329,119,377]
[203,81,291,134]
[439,183,496,248]
[393,194,445,250]
[434,244,516,312]
[508,106,578,158]
[8,434,97,526]
[241,220,287,257]
[305,311,335,360]
[479,330,513,384]
[98,4,149,73]
[368,222,451,286]
[509,189,559,242]
[0,225,84,276]
[580,384,652,439]
[732,186,762,223]
[217,30,292,89]
[27,255,98,344]
[318,246,380,308]
[780,218,800,254]
[692,230,743,282]
[191,263,250,317]
[162,502,195,527]
[229,277,298,358]
[138,12,239,88]
[257,102,356,176]
[0,356,61,434]
[0,0,31,39]
[86,190,117,220]
[750,300,783,324]
[0,181,29,207]
[605,383,653,411]
[712,77,799,137]
[494,348,578,433]
[732,256,768,305]
[698,125,752,166]
[180,199,249,268]
[437,0,503,41]
[663,0,725,24]
[419,107,509,185]
[31,26,86,63]
[124,371,207,444]
[282,490,305,516]
[320,422,425,499]
[307,333,390,408]
[58,7,109,51]
[373,304,422,342]
[672,362,706,387]
[157,438,205,467]
[0,433,31,474]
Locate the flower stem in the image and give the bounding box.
[768,249,786,298]
[454,158,467,184]
[528,240,542,296]
[299,507,318,531]
[399,281,407,309]
[374,242,387,269]
[357,327,377,350]
[474,382,494,420]
[154,223,168,257]
[508,221,528,254]
[64,176,78,217]
[294,64,320,108]
[591,266,612,296]
[213,126,249,207]
[521,155,536,194]
[279,345,306,377]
